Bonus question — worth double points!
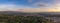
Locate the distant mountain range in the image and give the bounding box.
[0,11,60,17]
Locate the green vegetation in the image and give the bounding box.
[0,15,54,23]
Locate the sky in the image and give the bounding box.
[0,0,60,12]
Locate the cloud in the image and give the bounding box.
[17,8,46,12]
[34,2,49,7]
[27,0,40,3]
[27,0,33,3]
[0,4,16,11]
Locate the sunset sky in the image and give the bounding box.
[0,0,60,12]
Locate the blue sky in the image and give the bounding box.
[0,0,53,7]
[0,0,60,12]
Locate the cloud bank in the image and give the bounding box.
[0,4,60,12]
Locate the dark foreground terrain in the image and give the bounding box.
[0,11,60,23]
[0,15,54,23]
